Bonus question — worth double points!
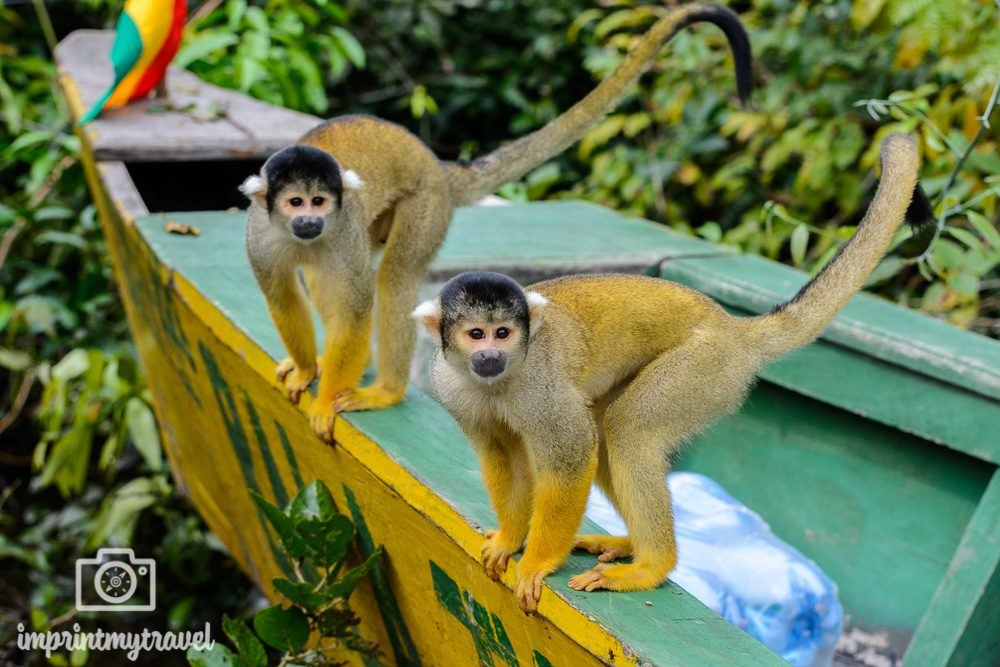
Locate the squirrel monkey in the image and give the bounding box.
[241,3,753,440]
[413,135,933,614]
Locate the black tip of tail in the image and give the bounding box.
[680,4,753,106]
[905,183,936,231]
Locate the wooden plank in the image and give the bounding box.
[132,207,1000,465]
[428,200,733,280]
[658,254,1000,402]
[55,30,319,162]
[904,469,1000,666]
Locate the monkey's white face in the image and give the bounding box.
[273,186,338,242]
[446,319,526,384]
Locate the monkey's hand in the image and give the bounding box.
[574,534,632,562]
[276,357,320,405]
[309,403,337,443]
[481,530,522,581]
[514,559,556,615]
[331,385,405,413]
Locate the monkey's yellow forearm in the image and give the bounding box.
[515,456,596,613]
[268,291,317,372]
[481,445,533,545]
[478,440,534,580]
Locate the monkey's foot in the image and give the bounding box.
[309,404,337,443]
[567,562,670,592]
[481,530,522,581]
[331,385,404,413]
[574,534,632,562]
[275,358,319,405]
[514,560,556,615]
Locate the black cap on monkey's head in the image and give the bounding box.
[262,145,343,211]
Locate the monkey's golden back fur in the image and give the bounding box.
[302,115,449,220]
[532,274,733,397]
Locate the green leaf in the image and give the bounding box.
[187,643,244,667]
[696,222,722,243]
[288,480,337,523]
[320,546,383,600]
[70,646,88,667]
[790,224,809,266]
[947,226,984,251]
[331,27,365,68]
[297,515,354,570]
[579,114,625,159]
[52,349,90,382]
[226,0,248,30]
[222,615,267,667]
[0,347,31,371]
[251,491,307,558]
[86,476,165,549]
[175,33,240,68]
[2,130,51,158]
[932,239,964,270]
[33,206,77,223]
[967,211,1000,249]
[125,398,162,471]
[39,426,92,497]
[865,257,906,286]
[253,604,310,652]
[273,578,327,611]
[946,271,979,297]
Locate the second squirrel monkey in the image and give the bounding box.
[242,3,753,440]
[414,135,932,614]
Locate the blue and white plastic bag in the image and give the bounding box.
[585,472,843,667]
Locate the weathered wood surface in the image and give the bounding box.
[55,31,319,161]
[904,469,1000,666]
[138,209,1000,465]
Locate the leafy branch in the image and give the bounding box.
[187,481,382,667]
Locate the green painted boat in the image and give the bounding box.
[57,29,1000,667]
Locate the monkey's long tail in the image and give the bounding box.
[444,2,752,206]
[744,135,934,362]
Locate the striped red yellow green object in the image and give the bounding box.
[79,0,186,125]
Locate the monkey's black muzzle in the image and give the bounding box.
[471,349,507,378]
[291,216,324,240]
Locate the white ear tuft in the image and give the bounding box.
[525,291,549,308]
[526,291,547,338]
[239,175,265,199]
[342,169,364,191]
[412,299,442,345]
[411,299,439,319]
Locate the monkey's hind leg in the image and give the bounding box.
[574,441,632,562]
[333,189,448,413]
[569,342,742,593]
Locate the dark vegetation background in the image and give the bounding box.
[1,0,998,664]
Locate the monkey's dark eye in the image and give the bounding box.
[289,197,303,207]
[468,328,485,340]
[312,196,325,206]
[495,327,510,339]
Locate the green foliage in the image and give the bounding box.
[188,481,382,667]
[0,7,258,665]
[182,0,365,115]
[519,0,1000,335]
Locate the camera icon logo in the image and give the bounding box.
[75,548,156,612]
